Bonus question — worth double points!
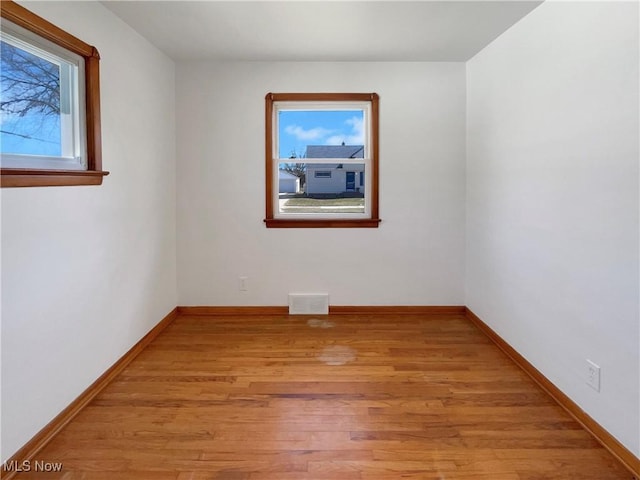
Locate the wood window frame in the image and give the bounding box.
[265,92,380,228]
[0,0,107,188]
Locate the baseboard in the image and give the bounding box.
[465,307,640,479]
[177,306,289,315]
[329,305,465,315]
[1,307,178,480]
[178,305,466,316]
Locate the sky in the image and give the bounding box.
[1,114,61,156]
[1,40,62,157]
[278,109,364,159]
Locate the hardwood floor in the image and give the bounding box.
[11,313,632,479]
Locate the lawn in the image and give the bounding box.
[284,198,365,207]
[281,197,365,214]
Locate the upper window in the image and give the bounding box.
[0,1,106,187]
[265,93,380,228]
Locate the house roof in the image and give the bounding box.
[306,145,364,159]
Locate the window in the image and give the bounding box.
[265,93,380,228]
[0,1,106,187]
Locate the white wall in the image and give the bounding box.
[176,62,466,307]
[466,1,639,455]
[1,1,177,460]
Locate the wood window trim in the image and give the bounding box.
[0,0,108,188]
[264,92,380,228]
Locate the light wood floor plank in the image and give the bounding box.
[8,313,633,479]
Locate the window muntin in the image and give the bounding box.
[1,19,86,170]
[265,93,379,228]
[0,0,106,188]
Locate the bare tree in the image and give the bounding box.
[281,151,307,189]
[1,41,61,146]
[1,42,60,116]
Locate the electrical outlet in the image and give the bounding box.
[239,276,248,292]
[586,359,601,392]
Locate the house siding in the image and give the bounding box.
[306,164,365,195]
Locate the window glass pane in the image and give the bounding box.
[277,109,364,159]
[0,39,62,156]
[278,162,366,215]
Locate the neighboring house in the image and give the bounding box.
[305,145,364,196]
[279,170,301,193]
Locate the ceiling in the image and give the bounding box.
[101,1,543,62]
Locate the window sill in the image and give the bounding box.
[1,168,109,187]
[264,218,381,228]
